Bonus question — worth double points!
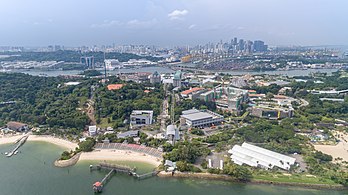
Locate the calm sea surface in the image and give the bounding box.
[9,66,338,77]
[0,142,346,195]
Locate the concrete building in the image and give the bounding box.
[88,125,97,136]
[229,142,296,170]
[180,109,224,128]
[149,71,161,84]
[6,121,29,132]
[130,110,154,126]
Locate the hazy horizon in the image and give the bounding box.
[1,0,348,47]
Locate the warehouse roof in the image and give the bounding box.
[228,142,296,170]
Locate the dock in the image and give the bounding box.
[6,135,28,157]
[91,162,159,193]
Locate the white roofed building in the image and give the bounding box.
[180,109,224,128]
[228,142,296,170]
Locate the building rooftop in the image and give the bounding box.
[181,87,204,95]
[181,109,222,121]
[107,84,124,90]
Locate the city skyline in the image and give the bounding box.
[0,0,348,47]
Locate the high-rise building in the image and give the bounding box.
[253,40,268,52]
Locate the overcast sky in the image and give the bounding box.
[0,0,347,47]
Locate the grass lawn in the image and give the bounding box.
[98,118,113,128]
[253,173,337,185]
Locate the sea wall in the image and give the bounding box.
[54,152,81,168]
[157,171,346,190]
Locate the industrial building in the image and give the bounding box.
[130,110,154,126]
[180,109,224,128]
[228,142,296,170]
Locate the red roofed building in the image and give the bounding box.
[180,87,206,99]
[107,84,124,90]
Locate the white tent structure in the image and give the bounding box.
[228,142,296,170]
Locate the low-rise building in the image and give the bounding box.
[130,110,154,126]
[180,109,224,128]
[6,121,29,132]
[228,142,296,170]
[88,125,97,136]
[107,84,124,90]
[118,130,139,139]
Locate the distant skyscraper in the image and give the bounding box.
[253,40,268,52]
[238,39,245,51]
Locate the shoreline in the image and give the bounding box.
[0,134,78,150]
[158,171,347,190]
[0,135,161,167]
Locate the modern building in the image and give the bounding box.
[130,110,154,126]
[149,71,161,84]
[180,109,224,128]
[253,40,268,52]
[88,125,97,136]
[104,59,122,70]
[6,121,29,132]
[173,70,182,87]
[166,125,180,142]
[228,142,296,170]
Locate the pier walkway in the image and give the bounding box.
[6,135,28,157]
[91,162,159,193]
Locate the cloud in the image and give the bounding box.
[188,24,196,30]
[126,18,158,29]
[90,20,123,28]
[168,9,188,20]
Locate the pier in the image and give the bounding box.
[6,135,28,157]
[90,162,159,193]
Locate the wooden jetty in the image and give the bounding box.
[91,162,159,193]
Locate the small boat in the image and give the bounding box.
[14,151,18,155]
[4,152,8,155]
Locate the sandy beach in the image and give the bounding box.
[79,150,162,167]
[1,134,162,167]
[0,134,78,150]
[0,134,23,145]
[27,135,78,150]
[314,131,348,162]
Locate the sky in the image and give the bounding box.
[0,0,347,47]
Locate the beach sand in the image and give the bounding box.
[27,135,78,150]
[0,134,78,150]
[314,131,348,162]
[1,134,162,167]
[0,134,24,145]
[79,150,162,167]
